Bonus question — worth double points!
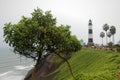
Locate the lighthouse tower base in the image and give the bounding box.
[87,42,94,47]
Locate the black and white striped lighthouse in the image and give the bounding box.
[88,19,94,46]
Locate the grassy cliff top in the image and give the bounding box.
[48,48,120,80]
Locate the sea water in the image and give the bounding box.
[0,47,35,80]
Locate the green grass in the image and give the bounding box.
[48,48,120,80]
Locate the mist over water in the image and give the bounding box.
[0,47,34,80]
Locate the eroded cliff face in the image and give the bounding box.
[24,54,58,80]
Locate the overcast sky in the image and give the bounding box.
[0,0,120,47]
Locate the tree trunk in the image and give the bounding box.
[35,53,41,68]
[31,53,42,80]
[113,35,114,45]
[106,32,108,45]
[65,59,76,80]
[109,37,111,43]
[102,38,103,46]
[55,53,77,80]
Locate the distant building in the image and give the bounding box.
[82,42,86,47]
[88,19,94,46]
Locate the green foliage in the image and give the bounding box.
[100,32,105,38]
[3,8,57,59]
[3,8,82,80]
[108,42,113,48]
[110,26,116,35]
[103,24,109,32]
[3,8,81,63]
[114,44,120,52]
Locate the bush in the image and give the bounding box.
[114,44,120,52]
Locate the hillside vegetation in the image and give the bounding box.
[48,48,120,80]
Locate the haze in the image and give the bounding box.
[0,0,120,47]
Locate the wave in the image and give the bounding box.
[0,71,24,80]
[14,65,33,70]
[0,75,24,80]
[0,71,13,77]
[0,70,24,80]
[0,65,33,80]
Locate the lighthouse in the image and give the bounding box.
[88,19,94,46]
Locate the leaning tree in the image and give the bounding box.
[100,32,105,46]
[46,25,81,80]
[4,8,56,67]
[3,8,81,80]
[103,23,109,45]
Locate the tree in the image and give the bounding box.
[108,42,113,48]
[3,8,81,80]
[4,8,57,80]
[110,26,116,44]
[100,32,105,46]
[4,8,56,67]
[47,25,81,80]
[107,32,112,42]
[103,23,109,45]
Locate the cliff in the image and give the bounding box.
[24,54,58,80]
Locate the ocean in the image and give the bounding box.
[0,47,35,80]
